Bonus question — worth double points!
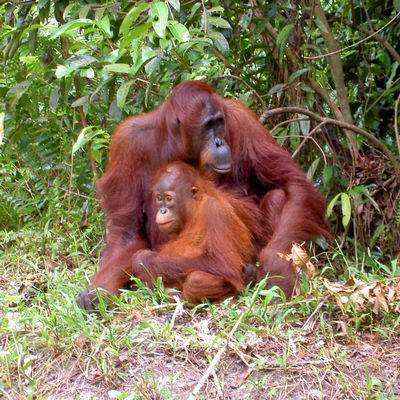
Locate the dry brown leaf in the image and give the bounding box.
[279,243,316,278]
[74,335,89,350]
[372,283,389,314]
[322,278,353,294]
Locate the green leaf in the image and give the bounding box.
[208,6,224,13]
[71,95,89,107]
[55,65,74,78]
[276,24,293,61]
[326,193,341,219]
[168,0,180,11]
[120,3,150,36]
[142,46,160,62]
[322,165,333,187]
[95,7,105,20]
[117,80,134,109]
[49,87,59,112]
[298,113,310,135]
[66,54,97,70]
[340,192,351,228]
[315,17,328,33]
[72,126,95,155]
[96,15,112,38]
[208,30,230,55]
[6,81,31,110]
[109,98,122,120]
[80,67,95,78]
[50,19,93,39]
[395,0,400,11]
[306,157,320,181]
[300,83,315,93]
[168,21,190,42]
[145,56,161,76]
[268,83,285,96]
[79,5,91,19]
[151,2,169,38]
[120,23,152,49]
[208,16,231,29]
[288,68,309,84]
[103,63,131,74]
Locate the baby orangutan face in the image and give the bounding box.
[153,166,198,235]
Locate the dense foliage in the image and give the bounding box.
[1,0,399,263]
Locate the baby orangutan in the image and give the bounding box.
[131,161,263,303]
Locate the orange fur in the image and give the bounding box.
[132,162,263,303]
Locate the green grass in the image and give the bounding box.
[1,210,399,399]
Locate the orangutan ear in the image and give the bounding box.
[191,186,198,199]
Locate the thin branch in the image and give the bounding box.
[73,76,99,180]
[211,75,266,109]
[271,117,309,133]
[291,121,327,159]
[327,14,400,63]
[261,106,400,181]
[305,11,400,60]
[395,93,400,156]
[187,282,264,400]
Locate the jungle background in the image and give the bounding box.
[0,0,400,399]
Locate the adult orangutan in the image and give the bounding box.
[77,80,330,310]
[131,161,263,303]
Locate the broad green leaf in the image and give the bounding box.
[66,54,97,70]
[151,2,169,38]
[120,3,150,36]
[208,16,231,29]
[298,113,310,135]
[72,126,95,155]
[117,80,134,109]
[102,49,121,63]
[289,120,300,150]
[168,21,190,42]
[142,46,160,61]
[79,5,91,19]
[6,81,31,110]
[326,193,341,218]
[49,87,59,112]
[80,67,95,78]
[288,68,309,84]
[315,17,328,33]
[168,0,180,12]
[300,83,315,93]
[341,193,351,228]
[71,95,89,107]
[95,7,105,20]
[322,165,333,187]
[208,30,230,55]
[276,24,293,54]
[50,19,93,39]
[208,6,224,13]
[62,4,76,19]
[120,23,152,49]
[268,83,285,96]
[145,56,161,76]
[55,65,74,78]
[103,63,131,74]
[96,15,112,38]
[109,98,122,120]
[395,0,400,11]
[306,157,320,181]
